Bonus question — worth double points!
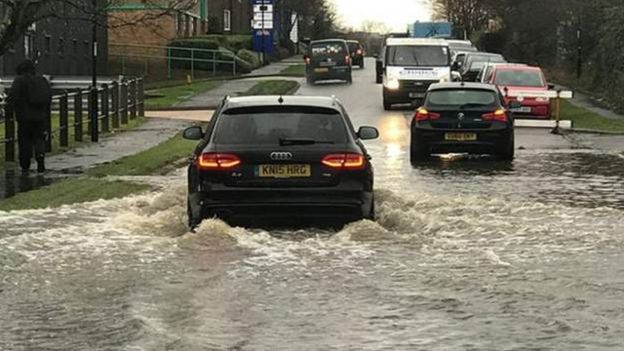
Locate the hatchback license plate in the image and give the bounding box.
[445,133,477,141]
[314,67,329,73]
[511,106,532,113]
[258,164,311,178]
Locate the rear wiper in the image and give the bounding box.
[459,103,487,110]
[279,138,334,146]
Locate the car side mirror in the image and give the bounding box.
[509,101,522,110]
[357,126,379,140]
[547,83,555,90]
[183,126,204,140]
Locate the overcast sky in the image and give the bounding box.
[330,0,432,32]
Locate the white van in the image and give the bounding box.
[381,38,452,110]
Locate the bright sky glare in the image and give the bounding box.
[331,0,432,32]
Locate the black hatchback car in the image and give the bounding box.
[410,82,515,163]
[184,96,379,228]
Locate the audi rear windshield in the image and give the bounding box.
[214,107,349,145]
[426,89,499,109]
[386,45,450,67]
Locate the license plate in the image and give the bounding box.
[409,92,425,98]
[445,133,477,141]
[258,164,311,178]
[314,67,329,73]
[511,106,532,113]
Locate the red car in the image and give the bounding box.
[486,65,551,119]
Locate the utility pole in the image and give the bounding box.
[91,0,99,142]
[576,1,583,80]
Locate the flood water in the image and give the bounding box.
[1,61,624,350]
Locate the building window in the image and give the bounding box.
[44,36,51,55]
[224,10,231,32]
[58,38,65,56]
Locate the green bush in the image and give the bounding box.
[237,49,261,69]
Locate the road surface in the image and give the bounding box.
[1,58,623,350]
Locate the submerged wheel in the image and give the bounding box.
[366,196,376,221]
[498,133,515,160]
[410,134,428,164]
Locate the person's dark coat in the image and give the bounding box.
[7,60,51,123]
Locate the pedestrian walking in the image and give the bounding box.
[7,60,52,174]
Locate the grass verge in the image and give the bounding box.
[242,80,300,96]
[561,100,624,132]
[88,133,196,177]
[145,80,223,109]
[280,64,305,77]
[0,178,149,212]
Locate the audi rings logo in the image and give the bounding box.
[270,152,293,161]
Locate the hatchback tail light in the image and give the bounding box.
[345,55,351,65]
[198,153,241,170]
[482,108,507,122]
[322,153,366,170]
[414,108,441,122]
[356,49,363,55]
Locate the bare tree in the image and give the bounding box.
[0,0,195,56]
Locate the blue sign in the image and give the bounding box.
[252,0,274,55]
[411,22,453,38]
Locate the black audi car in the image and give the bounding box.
[410,82,516,163]
[184,96,379,228]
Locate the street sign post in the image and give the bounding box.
[252,0,274,62]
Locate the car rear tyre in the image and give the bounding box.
[410,134,428,164]
[376,74,382,84]
[347,75,353,84]
[366,197,376,221]
[382,92,392,110]
[187,199,201,230]
[498,133,515,161]
[306,77,315,85]
[359,62,364,69]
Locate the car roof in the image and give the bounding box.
[466,52,504,58]
[428,82,500,92]
[222,95,342,111]
[446,39,474,45]
[311,39,348,44]
[346,40,360,44]
[491,64,542,71]
[386,38,449,47]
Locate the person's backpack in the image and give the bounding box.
[27,75,52,108]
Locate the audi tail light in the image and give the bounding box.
[356,49,363,55]
[482,108,507,122]
[414,108,441,122]
[198,153,241,171]
[322,153,366,170]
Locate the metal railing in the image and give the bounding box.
[1,77,145,163]
[109,43,238,79]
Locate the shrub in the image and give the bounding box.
[237,49,261,69]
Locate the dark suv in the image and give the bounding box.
[304,39,352,85]
[347,40,365,69]
[184,95,379,228]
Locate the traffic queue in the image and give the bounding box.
[182,37,555,229]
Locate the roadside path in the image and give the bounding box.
[179,57,303,108]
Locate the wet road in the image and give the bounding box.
[1,59,624,350]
